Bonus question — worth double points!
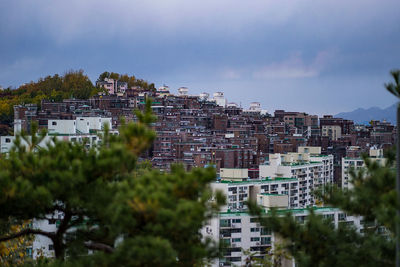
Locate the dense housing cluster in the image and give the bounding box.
[0,82,393,265]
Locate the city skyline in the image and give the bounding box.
[1,0,400,114]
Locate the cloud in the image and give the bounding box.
[0,57,44,85]
[253,50,334,79]
[220,69,243,80]
[0,0,399,113]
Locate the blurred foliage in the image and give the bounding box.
[242,242,291,267]
[0,100,225,266]
[0,219,33,266]
[249,149,397,267]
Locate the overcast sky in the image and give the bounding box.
[1,0,399,114]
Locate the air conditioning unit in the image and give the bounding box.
[220,263,225,266]
[256,223,260,227]
[231,243,237,248]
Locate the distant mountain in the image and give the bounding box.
[335,104,396,124]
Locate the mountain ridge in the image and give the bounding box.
[335,103,396,124]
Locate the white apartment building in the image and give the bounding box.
[259,147,334,207]
[342,148,386,189]
[203,205,362,267]
[213,92,227,107]
[212,177,300,211]
[31,213,63,259]
[1,117,114,154]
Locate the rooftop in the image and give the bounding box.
[219,177,297,184]
[219,206,339,217]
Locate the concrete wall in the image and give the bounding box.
[48,120,76,135]
[298,146,321,154]
[257,194,288,209]
[76,118,90,134]
[220,168,248,179]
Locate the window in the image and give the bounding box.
[261,185,269,191]
[5,138,11,143]
[323,214,334,221]
[251,237,260,242]
[232,238,241,243]
[229,257,241,262]
[250,218,259,223]
[26,247,32,257]
[52,121,57,126]
[48,219,56,225]
[228,195,237,201]
[49,244,54,251]
[251,227,259,232]
[261,228,271,235]
[296,216,307,224]
[220,219,231,227]
[261,237,271,245]
[232,219,241,224]
[338,213,347,221]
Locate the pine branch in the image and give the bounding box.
[84,241,114,253]
[0,228,55,242]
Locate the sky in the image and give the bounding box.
[1,0,399,115]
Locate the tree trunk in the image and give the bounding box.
[53,238,65,260]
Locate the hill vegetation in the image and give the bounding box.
[0,70,155,135]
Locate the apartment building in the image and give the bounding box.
[259,147,334,207]
[341,148,386,189]
[1,117,114,154]
[203,203,362,267]
[212,176,300,211]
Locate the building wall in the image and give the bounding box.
[322,125,342,141]
[48,120,76,135]
[203,208,363,267]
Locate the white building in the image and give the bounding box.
[213,92,227,107]
[75,117,112,133]
[203,206,362,267]
[199,92,210,101]
[1,117,114,154]
[178,87,189,96]
[212,177,300,212]
[157,86,171,97]
[31,215,61,258]
[342,148,386,189]
[259,147,334,207]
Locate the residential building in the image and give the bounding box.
[341,147,386,189]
